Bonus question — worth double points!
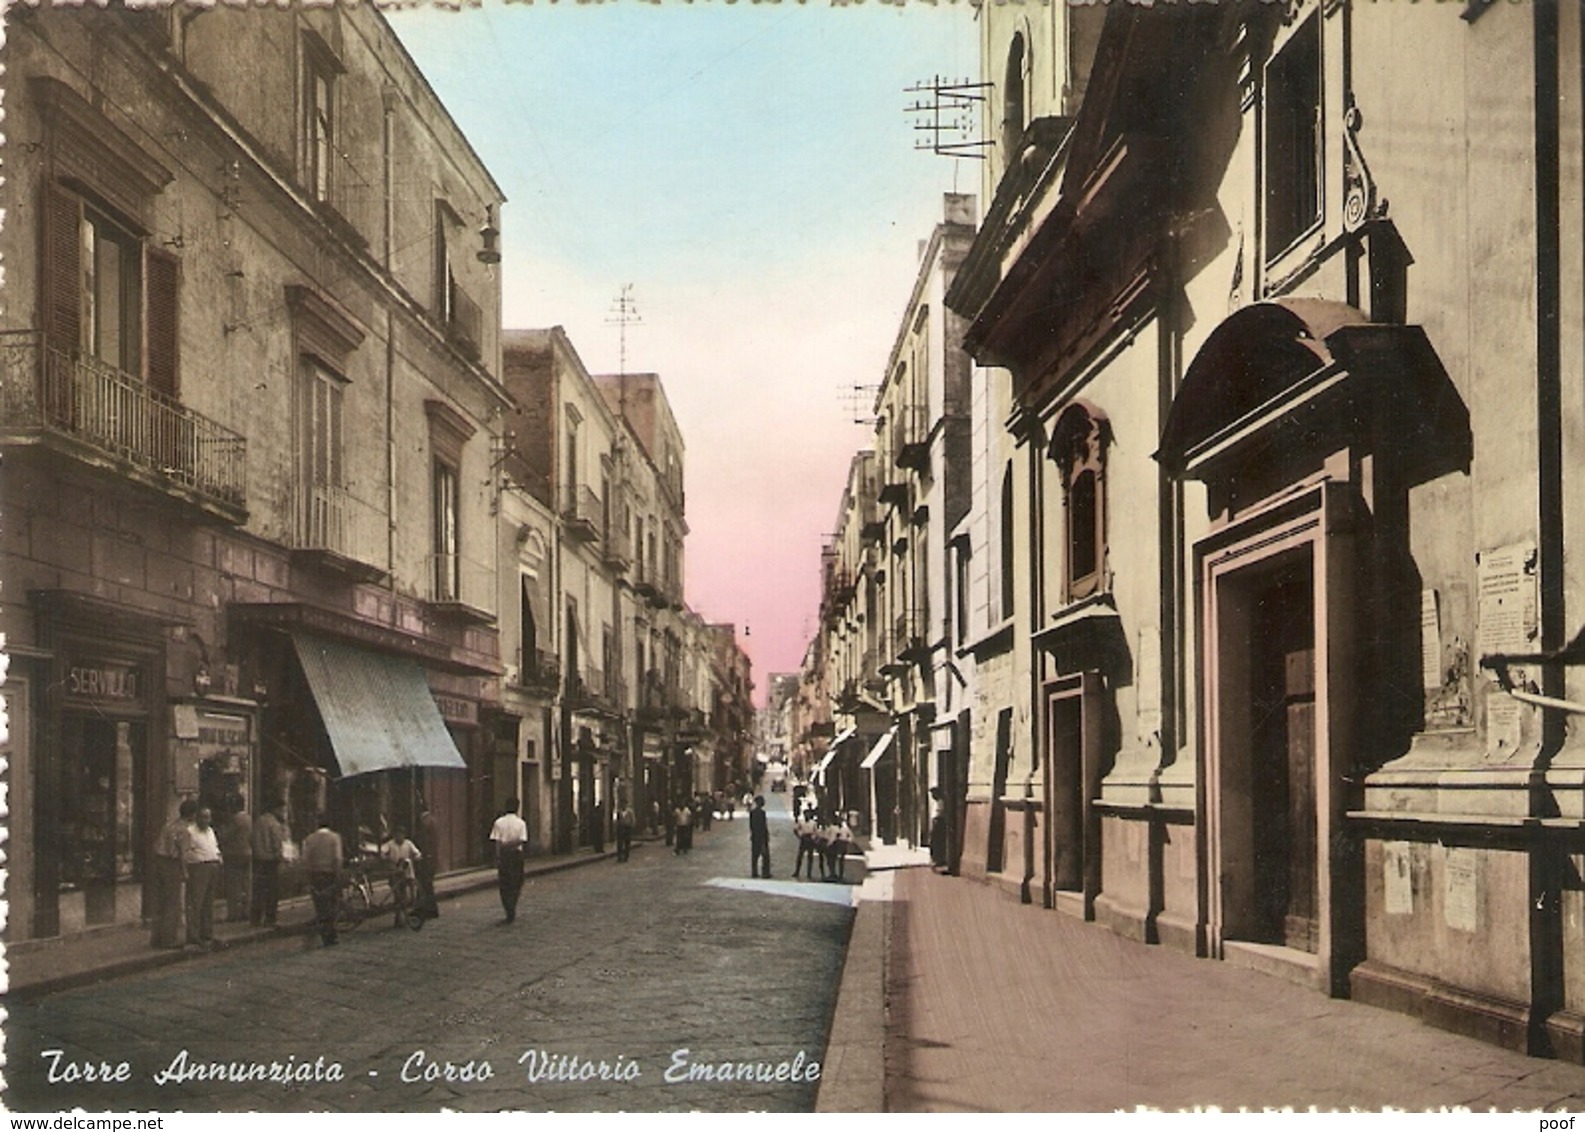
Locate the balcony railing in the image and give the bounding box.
[0,331,247,518]
[569,665,619,712]
[602,523,632,572]
[895,608,928,659]
[446,285,484,362]
[519,648,560,691]
[560,484,601,542]
[632,561,660,599]
[291,483,387,582]
[427,551,496,624]
[892,404,931,470]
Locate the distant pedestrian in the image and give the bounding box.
[673,800,693,855]
[150,798,195,948]
[184,805,223,948]
[250,798,287,927]
[825,813,854,882]
[217,795,253,923]
[615,803,636,863]
[591,800,606,854]
[793,810,820,880]
[490,797,529,923]
[302,812,344,947]
[650,799,661,837]
[928,787,949,872]
[414,801,441,920]
[749,795,771,878]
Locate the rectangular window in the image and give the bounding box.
[48,185,179,389]
[433,460,459,601]
[954,542,970,646]
[83,209,143,375]
[304,45,336,204]
[520,574,537,676]
[1264,16,1322,258]
[303,360,346,549]
[306,361,344,489]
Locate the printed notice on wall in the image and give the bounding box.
[1486,690,1524,759]
[1421,589,1442,690]
[1477,542,1538,660]
[1445,848,1479,933]
[1383,841,1413,915]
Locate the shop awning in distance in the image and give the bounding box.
[814,726,858,777]
[860,726,898,770]
[291,632,466,777]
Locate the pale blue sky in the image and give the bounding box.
[386,0,981,693]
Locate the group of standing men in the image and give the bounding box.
[791,806,856,882]
[150,795,443,948]
[150,795,280,950]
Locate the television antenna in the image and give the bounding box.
[606,284,643,376]
[841,382,881,426]
[906,76,993,160]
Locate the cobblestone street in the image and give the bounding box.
[4,805,851,1113]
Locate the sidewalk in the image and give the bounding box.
[818,850,1585,1113]
[2,843,617,1001]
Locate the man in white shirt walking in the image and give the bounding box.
[490,797,529,923]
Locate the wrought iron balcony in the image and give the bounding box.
[446,285,484,362]
[878,478,910,508]
[289,483,387,582]
[892,404,931,470]
[518,648,560,693]
[568,665,621,714]
[895,607,929,661]
[602,522,632,572]
[0,331,247,521]
[631,560,660,599]
[426,551,496,625]
[560,484,601,543]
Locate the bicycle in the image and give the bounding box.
[333,859,374,934]
[388,857,423,931]
[334,854,424,932]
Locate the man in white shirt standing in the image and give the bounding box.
[184,806,223,948]
[490,797,529,923]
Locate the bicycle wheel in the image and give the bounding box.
[335,880,369,933]
[393,877,423,931]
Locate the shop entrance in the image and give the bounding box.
[59,715,146,928]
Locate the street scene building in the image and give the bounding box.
[797,0,1585,1062]
[14,0,1585,1117]
[0,3,751,945]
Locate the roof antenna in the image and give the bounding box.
[606,284,642,377]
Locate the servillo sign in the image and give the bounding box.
[64,661,143,703]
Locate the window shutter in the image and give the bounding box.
[145,244,179,398]
[43,183,83,354]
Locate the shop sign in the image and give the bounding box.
[433,693,478,726]
[194,711,251,772]
[64,660,143,706]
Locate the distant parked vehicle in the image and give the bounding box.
[766,760,789,792]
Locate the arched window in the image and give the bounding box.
[1002,33,1027,165]
[1050,402,1110,602]
[999,462,1016,622]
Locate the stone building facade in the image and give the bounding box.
[946,0,1585,1057]
[1,2,507,939]
[799,0,1585,1060]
